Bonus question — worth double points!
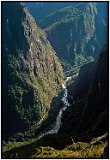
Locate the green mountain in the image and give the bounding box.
[2,2,108,159]
[2,2,64,139]
[26,2,107,70]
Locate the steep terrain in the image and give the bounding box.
[2,2,64,139]
[59,49,108,142]
[27,2,108,70]
[2,2,108,159]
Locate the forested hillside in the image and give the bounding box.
[27,2,108,70]
[2,2,64,139]
[2,2,108,159]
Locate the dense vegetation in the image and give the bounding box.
[2,2,108,159]
[2,2,64,139]
[27,2,108,70]
[2,132,108,158]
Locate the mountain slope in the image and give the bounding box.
[2,2,64,139]
[26,2,108,69]
[59,49,108,141]
[2,2,108,159]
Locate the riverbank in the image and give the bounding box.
[37,77,71,140]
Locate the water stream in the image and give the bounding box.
[37,78,70,140]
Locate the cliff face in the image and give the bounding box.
[77,50,108,136]
[26,2,108,69]
[60,49,108,141]
[2,2,64,138]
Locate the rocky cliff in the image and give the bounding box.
[2,2,64,138]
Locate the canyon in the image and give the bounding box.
[2,2,108,159]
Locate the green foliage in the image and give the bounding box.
[32,2,106,74]
[67,142,90,151]
[74,53,94,68]
[2,133,108,159]
[3,3,64,140]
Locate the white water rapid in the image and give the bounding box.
[37,78,70,140]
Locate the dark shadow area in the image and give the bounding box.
[35,89,64,136]
[59,49,109,143]
[2,131,109,159]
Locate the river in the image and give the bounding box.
[37,77,71,140]
[37,73,79,139]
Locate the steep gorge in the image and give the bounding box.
[2,2,108,159]
[2,2,64,139]
[27,2,107,70]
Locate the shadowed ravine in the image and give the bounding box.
[37,75,78,140]
[37,78,71,140]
